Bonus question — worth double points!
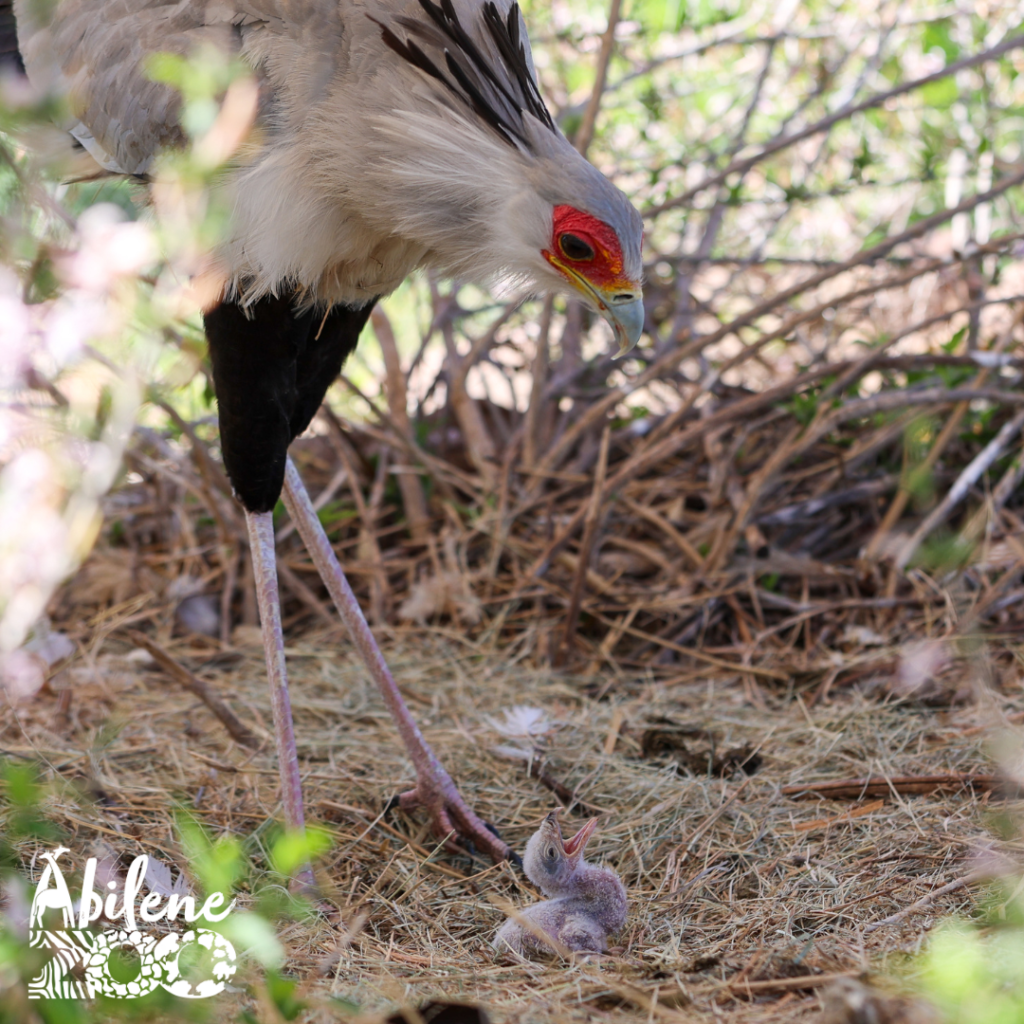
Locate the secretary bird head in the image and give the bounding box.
[291,0,645,351]
[368,0,643,350]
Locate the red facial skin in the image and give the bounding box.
[543,205,633,292]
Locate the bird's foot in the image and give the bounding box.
[391,772,514,864]
[288,864,318,897]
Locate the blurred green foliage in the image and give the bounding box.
[0,758,339,1022]
[919,916,1024,1024]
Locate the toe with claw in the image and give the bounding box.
[392,771,513,864]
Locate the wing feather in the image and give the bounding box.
[16,0,240,173]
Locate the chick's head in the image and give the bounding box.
[523,812,598,896]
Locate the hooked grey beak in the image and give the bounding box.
[551,258,645,357]
[602,293,645,356]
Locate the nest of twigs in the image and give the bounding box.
[53,244,1024,691]
[3,622,1018,1024]
[6,238,1022,1021]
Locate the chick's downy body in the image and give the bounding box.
[495,813,626,957]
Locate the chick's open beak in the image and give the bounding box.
[547,254,644,356]
[561,817,598,862]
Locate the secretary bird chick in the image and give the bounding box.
[8,0,644,866]
[494,813,627,957]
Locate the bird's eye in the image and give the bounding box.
[546,845,557,860]
[558,233,595,262]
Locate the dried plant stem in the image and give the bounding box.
[126,630,266,749]
[574,0,623,156]
[365,447,391,624]
[961,441,1024,541]
[373,307,436,544]
[307,451,387,620]
[896,409,1024,569]
[558,426,610,663]
[782,774,1000,799]
[523,296,553,471]
[438,294,497,486]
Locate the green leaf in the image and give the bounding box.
[269,826,333,879]
[860,223,891,252]
[912,532,974,573]
[0,761,61,846]
[175,812,247,897]
[219,911,285,969]
[786,392,819,427]
[922,78,958,110]
[35,999,88,1024]
[3,761,41,811]
[922,19,960,62]
[266,969,307,1021]
[943,326,968,354]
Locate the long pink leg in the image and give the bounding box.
[244,511,306,836]
[281,457,511,863]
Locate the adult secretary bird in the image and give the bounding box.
[11,0,644,863]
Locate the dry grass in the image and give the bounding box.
[4,613,1021,1022]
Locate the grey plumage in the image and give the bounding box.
[15,0,643,329]
[494,813,627,958]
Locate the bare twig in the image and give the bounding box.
[782,774,1001,800]
[126,630,265,750]
[730,972,861,995]
[437,287,498,485]
[371,307,430,543]
[648,32,1024,215]
[523,296,553,471]
[574,0,624,156]
[558,425,610,663]
[961,441,1024,541]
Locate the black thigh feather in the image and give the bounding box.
[204,294,376,513]
[1,0,26,74]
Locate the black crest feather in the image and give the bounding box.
[369,0,556,149]
[482,2,553,129]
